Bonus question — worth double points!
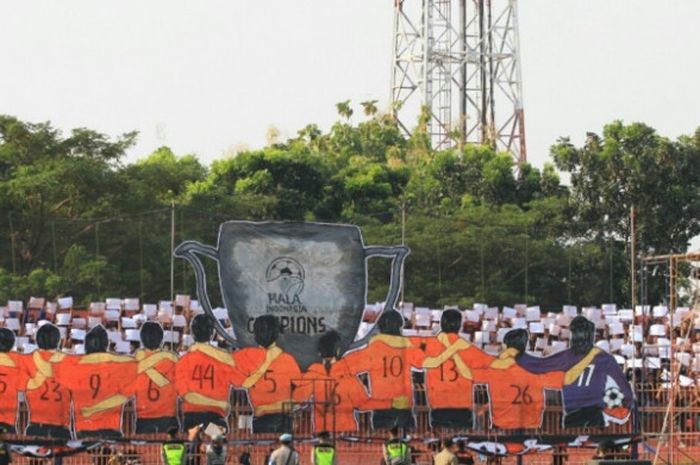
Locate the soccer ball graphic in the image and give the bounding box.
[603,387,624,408]
[266,257,305,296]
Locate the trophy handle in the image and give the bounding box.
[349,245,410,350]
[173,240,238,349]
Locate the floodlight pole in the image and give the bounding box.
[391,0,527,164]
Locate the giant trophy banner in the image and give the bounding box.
[0,221,635,448]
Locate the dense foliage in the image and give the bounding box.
[1,108,698,309]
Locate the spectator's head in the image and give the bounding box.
[444,437,459,452]
[279,433,293,445]
[85,325,109,354]
[253,315,280,348]
[167,426,178,440]
[317,431,331,443]
[213,435,225,446]
[0,328,16,353]
[440,309,462,334]
[377,311,403,336]
[140,321,164,350]
[191,314,214,343]
[389,426,400,439]
[504,328,528,354]
[318,330,341,360]
[36,323,61,350]
[570,316,595,355]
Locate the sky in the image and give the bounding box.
[2,0,700,171]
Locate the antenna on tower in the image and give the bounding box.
[390,0,527,164]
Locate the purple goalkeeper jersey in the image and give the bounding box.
[517,348,634,419]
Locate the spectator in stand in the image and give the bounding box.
[269,434,299,465]
[204,435,226,465]
[161,427,186,465]
[433,438,459,465]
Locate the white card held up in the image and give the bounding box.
[175,295,191,307]
[105,310,120,322]
[121,317,137,329]
[125,329,141,342]
[124,298,140,311]
[620,344,636,358]
[609,339,624,352]
[555,314,571,327]
[526,306,541,322]
[652,306,668,318]
[634,305,649,316]
[55,313,71,326]
[88,316,103,328]
[8,301,23,312]
[584,308,601,321]
[618,309,634,322]
[548,324,560,336]
[485,307,499,320]
[529,322,544,334]
[90,302,106,313]
[108,331,123,343]
[114,340,132,354]
[608,323,624,336]
[563,305,578,317]
[502,307,517,319]
[58,297,73,309]
[676,352,691,367]
[28,297,45,309]
[4,318,20,331]
[213,307,229,321]
[159,301,173,312]
[482,320,496,332]
[473,331,489,344]
[465,310,480,322]
[497,328,510,343]
[630,325,644,342]
[511,317,527,329]
[172,315,187,328]
[70,328,86,341]
[550,341,567,353]
[649,324,666,337]
[602,303,617,315]
[143,304,157,318]
[595,340,610,352]
[163,330,180,344]
[105,298,121,310]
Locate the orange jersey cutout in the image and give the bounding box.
[0,352,27,429]
[304,358,370,432]
[23,351,71,427]
[57,353,136,434]
[232,344,304,416]
[175,343,244,417]
[343,334,424,410]
[473,349,564,429]
[422,333,495,410]
[127,349,178,420]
